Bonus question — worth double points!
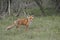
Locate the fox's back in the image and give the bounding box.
[17,18,28,25]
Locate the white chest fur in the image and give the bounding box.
[28,19,33,26]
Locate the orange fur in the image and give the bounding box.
[6,16,34,31]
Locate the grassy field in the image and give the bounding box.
[0,16,60,40]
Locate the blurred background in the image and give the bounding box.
[0,0,60,18]
[0,0,60,40]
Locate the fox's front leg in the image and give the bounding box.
[25,24,29,31]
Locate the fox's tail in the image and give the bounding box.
[6,20,17,31]
[6,23,15,30]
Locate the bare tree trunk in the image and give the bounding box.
[55,0,60,12]
[8,0,10,16]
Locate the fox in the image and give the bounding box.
[6,15,34,31]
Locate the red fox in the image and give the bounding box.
[6,15,34,31]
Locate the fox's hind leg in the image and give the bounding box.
[16,24,20,31]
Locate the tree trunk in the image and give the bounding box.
[8,0,11,16]
[34,0,46,16]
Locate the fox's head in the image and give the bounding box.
[27,15,34,21]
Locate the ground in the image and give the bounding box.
[0,16,60,40]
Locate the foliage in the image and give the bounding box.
[0,0,60,17]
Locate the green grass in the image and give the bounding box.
[0,16,60,40]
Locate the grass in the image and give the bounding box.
[0,16,60,40]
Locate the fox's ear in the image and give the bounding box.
[27,16,29,18]
[31,15,34,17]
[27,15,30,18]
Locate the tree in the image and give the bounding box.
[34,0,46,16]
[51,0,60,12]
